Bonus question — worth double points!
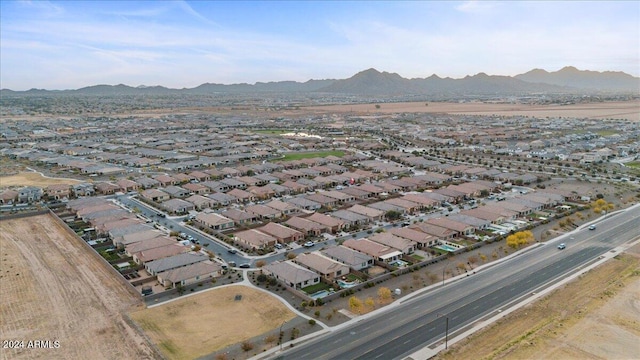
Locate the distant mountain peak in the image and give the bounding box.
[1,66,636,96]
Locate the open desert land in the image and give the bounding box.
[304,100,640,121]
[0,172,83,188]
[0,214,159,360]
[435,242,640,360]
[130,285,297,360]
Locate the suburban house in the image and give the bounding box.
[133,243,189,264]
[331,210,370,227]
[161,198,195,214]
[18,186,43,203]
[286,197,321,211]
[389,227,438,248]
[343,238,402,263]
[185,194,216,210]
[234,229,277,250]
[284,216,329,236]
[116,179,139,193]
[195,212,234,231]
[163,185,190,198]
[245,204,282,219]
[347,204,384,222]
[45,184,71,200]
[144,253,209,276]
[321,245,374,271]
[368,232,416,254]
[220,209,257,226]
[265,199,299,216]
[426,218,475,236]
[227,188,255,203]
[0,189,18,204]
[262,261,320,290]
[157,260,224,288]
[306,212,345,233]
[258,222,304,244]
[409,223,456,240]
[293,252,350,281]
[141,189,170,202]
[124,236,176,256]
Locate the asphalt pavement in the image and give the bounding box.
[271,204,640,360]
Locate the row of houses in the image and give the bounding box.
[66,198,224,289]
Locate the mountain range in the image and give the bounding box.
[2,66,638,97]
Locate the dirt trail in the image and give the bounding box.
[0,214,159,360]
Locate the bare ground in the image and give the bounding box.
[435,243,640,360]
[0,172,83,189]
[305,100,640,121]
[0,214,158,360]
[130,285,297,360]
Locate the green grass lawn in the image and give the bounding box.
[626,161,640,169]
[252,129,290,135]
[302,282,331,294]
[279,150,345,162]
[595,130,620,136]
[345,274,363,282]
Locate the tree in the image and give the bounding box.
[506,230,534,248]
[377,287,392,304]
[349,296,363,314]
[385,210,402,221]
[241,341,254,352]
[365,297,375,311]
[256,260,266,268]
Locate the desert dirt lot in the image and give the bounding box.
[435,242,640,360]
[0,214,159,360]
[305,100,640,121]
[130,285,297,360]
[0,172,83,188]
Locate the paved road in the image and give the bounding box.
[273,205,640,360]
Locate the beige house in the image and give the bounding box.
[293,252,349,281]
[157,260,224,288]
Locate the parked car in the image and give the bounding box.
[227,248,237,254]
[274,243,283,249]
[588,225,596,230]
[239,263,251,269]
[227,261,237,267]
[303,241,315,248]
[557,243,566,250]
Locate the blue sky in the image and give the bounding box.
[1,1,638,90]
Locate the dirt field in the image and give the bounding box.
[130,285,297,360]
[435,243,640,360]
[0,172,83,188]
[0,214,158,360]
[305,100,640,121]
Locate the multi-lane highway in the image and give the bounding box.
[273,205,640,360]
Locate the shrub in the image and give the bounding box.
[241,341,254,352]
[308,319,316,326]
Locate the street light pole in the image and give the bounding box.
[437,313,449,350]
[442,263,449,286]
[279,320,287,351]
[444,316,449,349]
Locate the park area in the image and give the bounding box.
[130,285,297,360]
[0,214,159,359]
